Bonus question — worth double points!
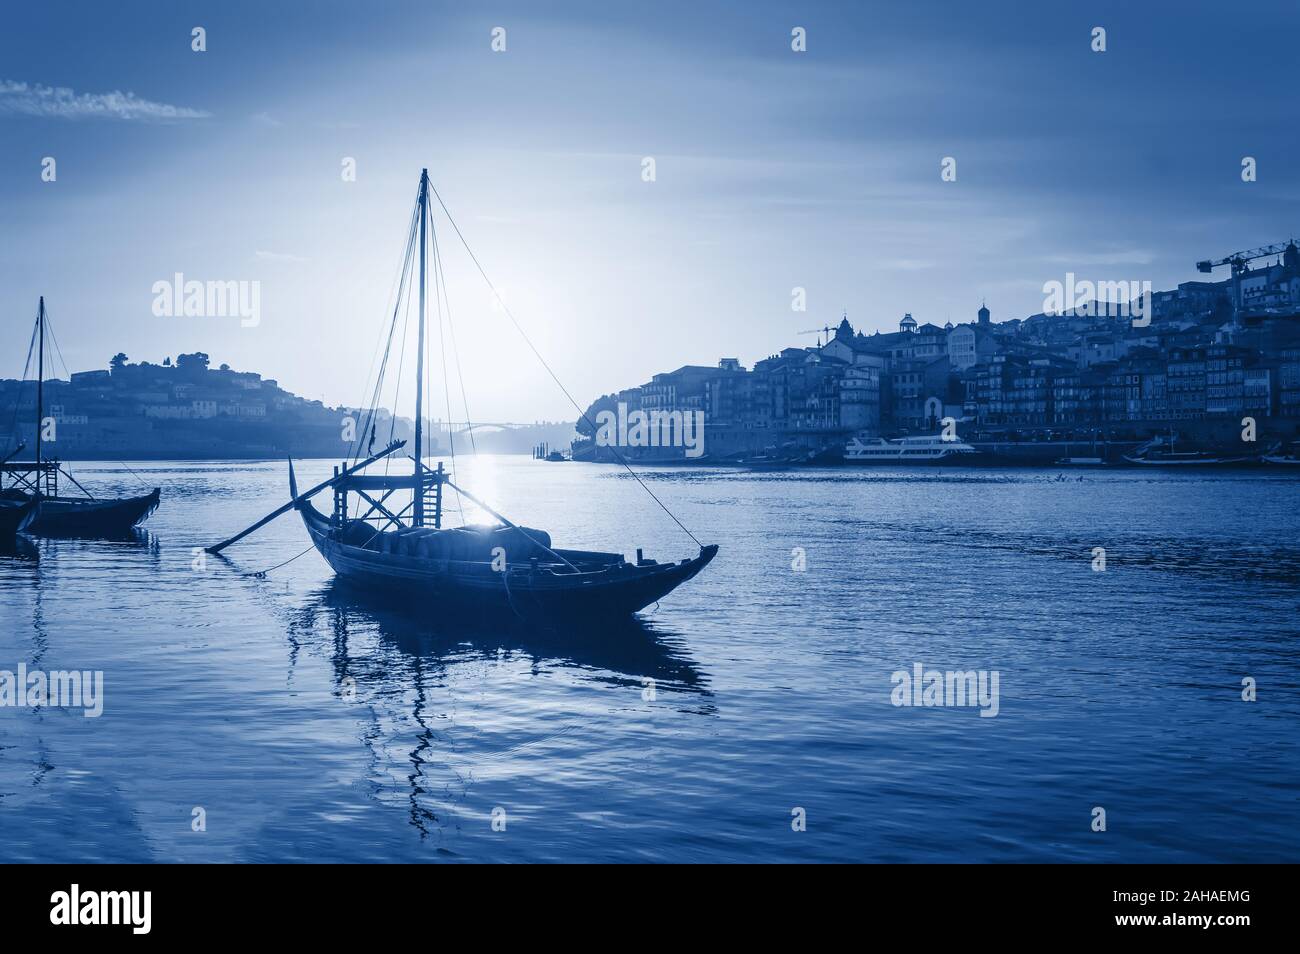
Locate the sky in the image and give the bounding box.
[2,0,1298,422]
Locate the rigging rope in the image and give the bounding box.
[116,460,151,492]
[385,254,415,477]
[352,197,420,468]
[3,313,38,455]
[426,181,704,549]
[429,213,466,523]
[434,219,478,457]
[297,172,704,561]
[43,312,72,381]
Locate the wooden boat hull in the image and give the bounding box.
[1121,456,1256,467]
[0,498,39,536]
[297,499,717,621]
[0,489,160,535]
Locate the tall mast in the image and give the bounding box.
[413,169,429,526]
[36,296,45,466]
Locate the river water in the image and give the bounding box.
[1,456,1297,862]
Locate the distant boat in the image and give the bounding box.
[1263,441,1300,466]
[544,449,567,462]
[736,455,793,470]
[845,433,980,464]
[1055,456,1106,466]
[209,169,716,622]
[0,298,160,536]
[729,443,822,470]
[1123,434,1255,467]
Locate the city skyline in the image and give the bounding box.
[2,1,1298,421]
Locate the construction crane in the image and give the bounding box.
[1196,240,1300,316]
[798,326,833,347]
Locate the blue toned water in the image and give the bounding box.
[1,457,1297,862]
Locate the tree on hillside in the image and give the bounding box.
[110,352,129,372]
[176,352,210,376]
[576,393,619,437]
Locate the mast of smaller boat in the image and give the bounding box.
[413,169,428,527]
[36,296,45,467]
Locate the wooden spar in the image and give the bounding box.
[58,465,96,500]
[443,476,581,573]
[36,298,44,466]
[205,440,405,554]
[413,169,429,527]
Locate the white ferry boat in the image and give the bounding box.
[844,433,980,464]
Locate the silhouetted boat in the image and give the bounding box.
[295,475,715,621]
[210,169,716,621]
[0,486,160,535]
[0,298,161,536]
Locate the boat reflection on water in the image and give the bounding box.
[0,533,40,561]
[0,527,156,561]
[295,578,708,691]
[281,578,711,841]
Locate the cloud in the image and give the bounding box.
[0,80,209,121]
[1043,249,1157,267]
[255,250,308,263]
[250,111,282,127]
[879,258,937,271]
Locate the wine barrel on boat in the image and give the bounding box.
[354,523,553,562]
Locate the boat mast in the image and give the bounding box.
[413,169,429,527]
[36,296,45,466]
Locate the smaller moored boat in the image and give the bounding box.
[0,486,160,535]
[1123,434,1256,467]
[1263,441,1300,466]
[1,298,160,536]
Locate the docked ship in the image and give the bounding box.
[1122,435,1256,467]
[1263,441,1300,466]
[844,433,980,464]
